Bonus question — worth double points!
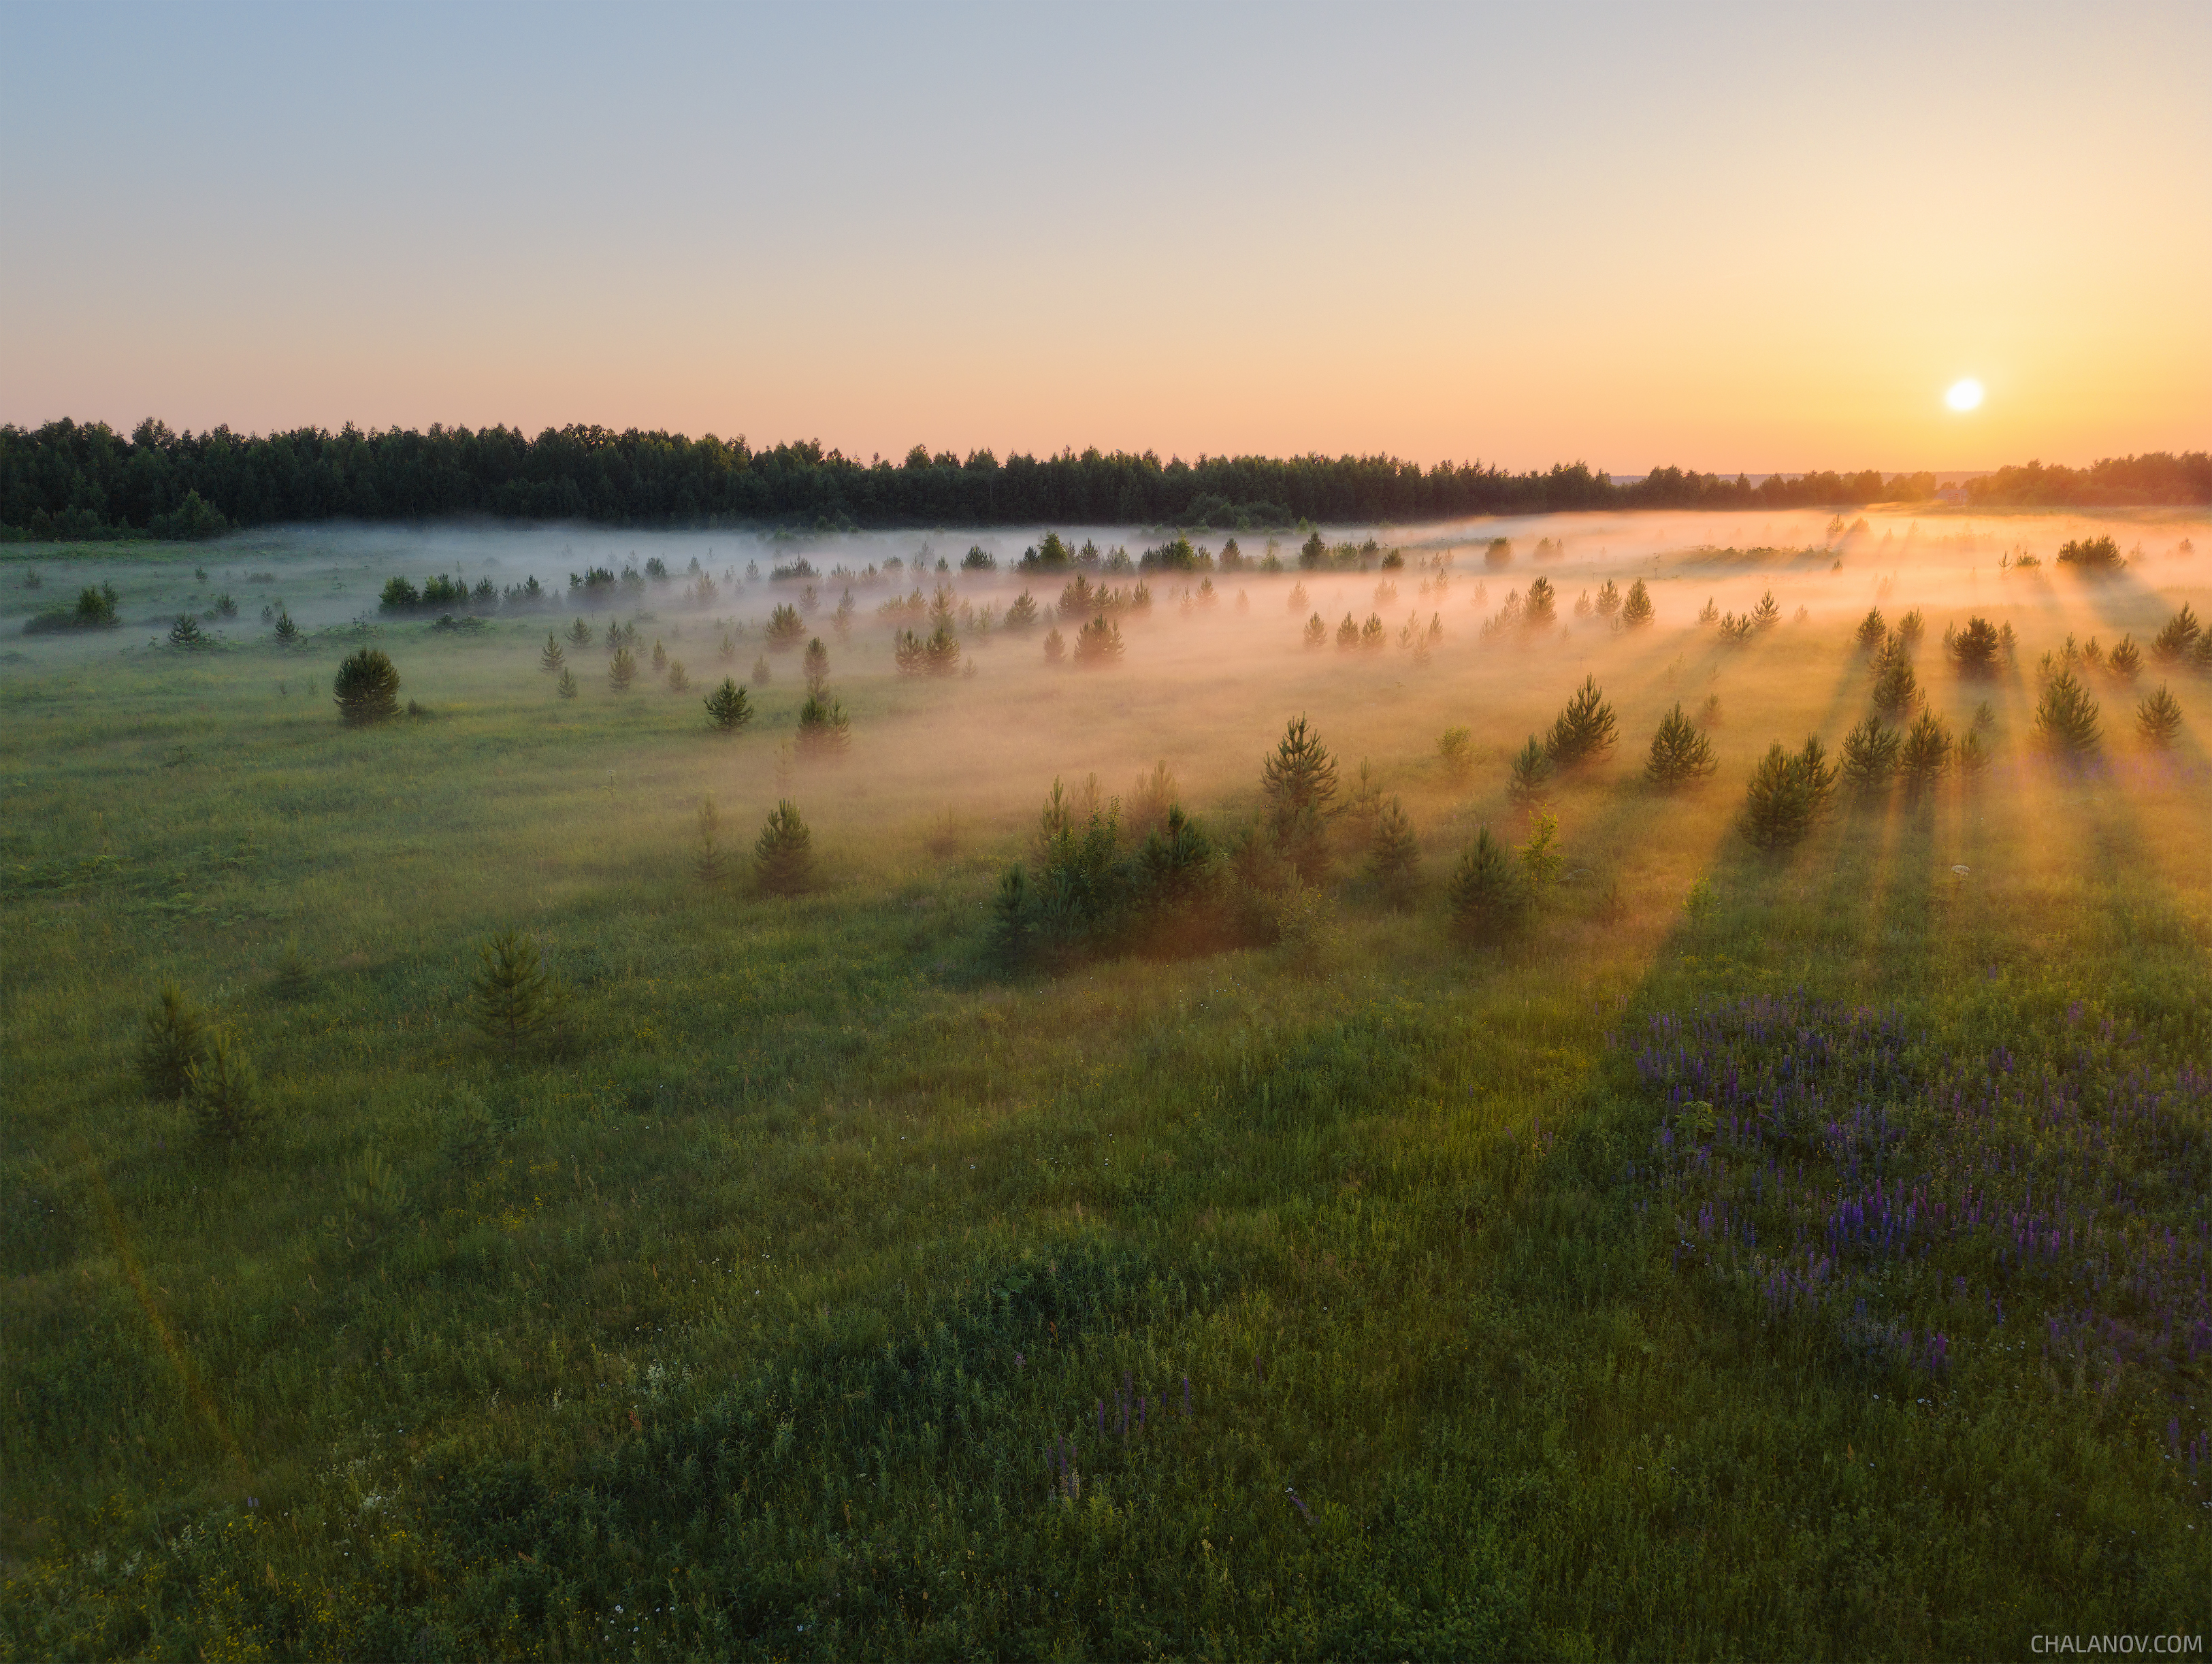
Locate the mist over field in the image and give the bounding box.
[6,500,2212,1658]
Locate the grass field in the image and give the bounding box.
[3,510,2211,1660]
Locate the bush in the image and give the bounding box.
[608,646,638,691]
[469,931,553,1057]
[1437,725,1473,782]
[704,677,753,731]
[138,983,208,1100]
[540,633,565,674]
[795,692,851,759]
[1899,711,1951,792]
[2151,604,2200,662]
[1507,734,1552,805]
[1621,578,1654,627]
[186,1030,264,1144]
[2056,535,2121,568]
[1644,703,1717,788]
[1840,715,1900,792]
[2035,669,2101,756]
[1949,617,2002,676]
[1366,797,1419,899]
[1074,615,1124,665]
[1448,828,1525,942]
[755,801,814,893]
[1545,676,1618,768]
[2137,684,2184,749]
[334,647,401,725]
[1742,737,1834,849]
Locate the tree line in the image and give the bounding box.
[3,417,2205,540]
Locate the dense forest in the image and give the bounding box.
[1,418,2205,540]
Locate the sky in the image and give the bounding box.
[1,1,2206,474]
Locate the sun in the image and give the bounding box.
[1945,378,1985,412]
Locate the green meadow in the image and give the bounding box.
[3,517,2211,1660]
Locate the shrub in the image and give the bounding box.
[1545,676,1619,768]
[1742,737,1834,849]
[139,984,208,1100]
[766,603,805,649]
[704,677,753,730]
[1507,735,1553,805]
[804,637,830,693]
[1900,711,1951,792]
[755,800,814,893]
[470,931,553,1057]
[334,647,401,724]
[1366,796,1419,899]
[1752,591,1780,630]
[556,667,578,699]
[1448,828,1526,942]
[168,614,206,649]
[1644,703,1717,788]
[2107,635,2142,680]
[2151,604,2200,662]
[540,633,565,674]
[796,692,851,759]
[1043,627,1065,663]
[2137,684,2184,749]
[1621,579,1654,627]
[1437,725,1473,782]
[2056,535,2121,568]
[1303,612,1327,649]
[2035,670,2101,757]
[1950,617,2002,676]
[1071,615,1122,665]
[1840,715,1900,791]
[608,646,638,691]
[187,1030,264,1144]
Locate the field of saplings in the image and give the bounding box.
[3,512,2209,1660]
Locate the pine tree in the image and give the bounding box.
[1303,612,1327,649]
[755,800,813,894]
[2151,604,2201,662]
[1840,715,1900,791]
[540,633,566,674]
[1594,580,1622,621]
[1523,577,1557,630]
[651,638,668,675]
[1949,617,2001,676]
[1752,591,1781,630]
[273,609,300,646]
[717,628,737,662]
[1644,702,1717,788]
[1855,608,1887,653]
[1448,828,1526,942]
[766,603,805,649]
[1742,740,1833,849]
[187,1029,264,1144]
[990,864,1032,965]
[926,621,966,674]
[1697,596,1719,625]
[1004,591,1041,630]
[1437,725,1473,782]
[469,931,551,1057]
[1336,613,1359,649]
[334,648,401,725]
[1262,715,1338,882]
[555,667,578,699]
[804,637,830,694]
[607,646,638,691]
[1870,638,1919,717]
[166,613,204,649]
[1508,734,1553,805]
[1518,811,1562,890]
[1897,609,1925,646]
[1360,613,1386,649]
[1366,796,1419,899]
[2035,670,2101,757]
[2137,684,2184,748]
[2107,635,2142,680]
[752,653,772,684]
[138,983,208,1100]
[796,692,852,759]
[1043,627,1066,663]
[1621,579,1654,628]
[704,677,753,730]
[666,659,689,691]
[1545,676,1619,768]
[1900,711,1951,792]
[694,797,725,884]
[567,617,592,647]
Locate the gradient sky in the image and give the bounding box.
[3,1,2206,472]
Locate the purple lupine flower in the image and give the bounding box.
[1183,1373,1191,1416]
[1286,1486,1311,1520]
